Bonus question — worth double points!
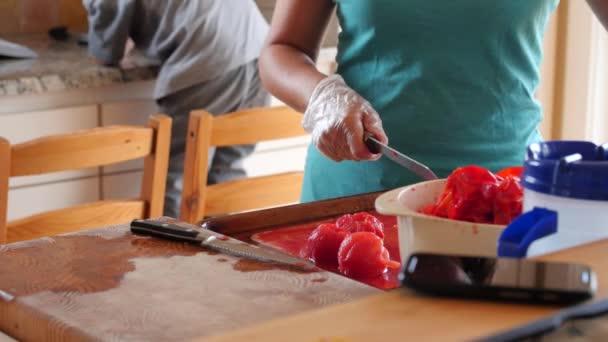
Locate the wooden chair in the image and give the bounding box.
[0,114,172,244]
[180,106,308,223]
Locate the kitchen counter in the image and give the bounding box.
[0,33,158,97]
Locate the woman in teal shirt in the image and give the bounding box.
[259,1,608,202]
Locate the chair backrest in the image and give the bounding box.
[0,114,172,244]
[180,106,308,223]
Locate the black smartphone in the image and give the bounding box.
[400,253,597,305]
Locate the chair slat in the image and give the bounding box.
[204,172,304,217]
[11,126,154,177]
[141,115,172,218]
[6,200,146,243]
[180,112,213,223]
[0,138,10,244]
[208,107,308,147]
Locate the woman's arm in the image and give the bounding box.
[258,0,335,112]
[588,0,608,31]
[260,0,387,162]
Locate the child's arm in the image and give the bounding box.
[82,0,135,66]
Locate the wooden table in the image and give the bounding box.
[197,238,608,342]
[0,222,376,341]
[1,191,606,342]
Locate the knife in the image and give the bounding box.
[130,219,316,270]
[476,298,608,341]
[364,135,438,181]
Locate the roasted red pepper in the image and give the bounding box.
[300,223,348,267]
[335,212,385,239]
[302,212,399,278]
[337,232,400,278]
[495,166,524,179]
[493,175,524,225]
[422,166,524,225]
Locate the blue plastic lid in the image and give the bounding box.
[497,207,558,258]
[522,141,608,201]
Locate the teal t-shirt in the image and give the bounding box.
[301,0,559,202]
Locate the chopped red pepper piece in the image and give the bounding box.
[493,176,524,225]
[496,166,524,179]
[336,212,385,239]
[337,232,400,278]
[421,165,524,225]
[300,223,348,267]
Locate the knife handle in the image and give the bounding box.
[130,219,200,242]
[364,134,381,154]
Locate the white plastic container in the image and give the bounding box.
[524,188,608,256]
[375,179,506,263]
[521,141,608,256]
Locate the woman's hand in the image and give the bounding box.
[303,75,388,162]
[258,0,388,162]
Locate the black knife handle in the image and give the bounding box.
[364,134,381,154]
[130,219,200,242]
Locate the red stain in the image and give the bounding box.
[411,187,416,192]
[251,211,400,290]
[218,236,230,241]
[472,225,479,235]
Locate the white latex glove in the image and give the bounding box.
[303,75,388,162]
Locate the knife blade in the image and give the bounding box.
[364,135,438,181]
[130,219,316,270]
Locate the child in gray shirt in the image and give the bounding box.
[83,0,270,219]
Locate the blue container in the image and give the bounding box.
[522,141,608,201]
[500,140,608,257]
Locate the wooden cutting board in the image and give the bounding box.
[0,223,377,342]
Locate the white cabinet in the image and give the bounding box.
[243,136,309,177]
[101,171,143,201]
[7,177,100,221]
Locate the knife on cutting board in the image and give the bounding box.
[130,219,316,270]
[364,135,438,181]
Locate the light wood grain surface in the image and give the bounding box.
[10,125,153,177]
[0,138,9,244]
[140,114,172,218]
[197,238,608,342]
[0,223,377,341]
